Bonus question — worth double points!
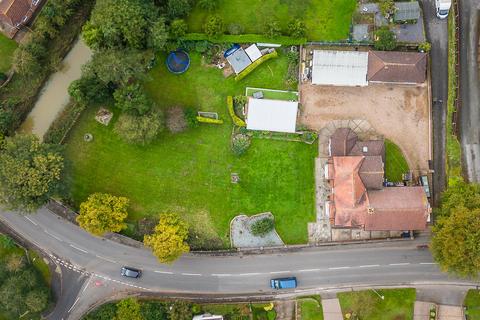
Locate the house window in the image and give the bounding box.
[32,0,40,5]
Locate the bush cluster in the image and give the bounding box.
[235,50,278,81]
[227,96,246,126]
[250,217,275,237]
[231,134,251,156]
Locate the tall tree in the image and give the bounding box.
[0,135,64,212]
[144,213,190,263]
[431,205,480,278]
[82,0,164,50]
[113,83,153,116]
[77,193,129,236]
[166,0,192,19]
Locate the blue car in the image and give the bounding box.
[270,277,297,289]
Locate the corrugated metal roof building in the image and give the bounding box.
[394,1,421,22]
[312,50,369,86]
[246,97,298,133]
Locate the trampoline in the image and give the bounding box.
[166,50,190,74]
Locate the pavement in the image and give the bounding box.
[459,0,480,182]
[321,299,343,320]
[0,208,478,319]
[419,0,448,205]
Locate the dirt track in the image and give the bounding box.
[300,83,431,171]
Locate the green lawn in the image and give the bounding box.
[186,0,357,41]
[65,51,317,248]
[385,139,410,182]
[246,87,299,101]
[0,33,17,74]
[338,288,416,320]
[299,297,324,320]
[465,290,480,320]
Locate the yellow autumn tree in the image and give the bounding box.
[144,213,190,263]
[77,193,129,236]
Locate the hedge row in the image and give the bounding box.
[227,96,246,127]
[196,116,223,124]
[181,33,307,45]
[43,102,86,144]
[235,50,278,81]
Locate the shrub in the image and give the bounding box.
[287,19,306,38]
[114,110,164,145]
[113,83,153,116]
[235,50,278,81]
[227,23,244,35]
[250,217,275,236]
[194,40,211,53]
[43,102,86,144]
[374,27,397,51]
[204,15,224,37]
[227,96,246,126]
[197,0,219,11]
[264,20,282,38]
[68,75,110,106]
[170,19,188,38]
[231,133,251,156]
[166,106,187,133]
[184,107,199,128]
[419,42,431,52]
[379,0,396,18]
[167,0,192,18]
[196,116,223,124]
[0,234,15,249]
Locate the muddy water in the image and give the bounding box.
[19,39,92,139]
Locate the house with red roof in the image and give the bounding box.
[326,128,430,231]
[0,0,42,38]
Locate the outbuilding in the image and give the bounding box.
[246,97,298,133]
[311,50,369,86]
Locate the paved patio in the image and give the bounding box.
[321,299,343,320]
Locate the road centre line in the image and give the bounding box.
[211,274,231,277]
[420,262,437,265]
[328,266,350,270]
[358,264,380,268]
[95,255,117,263]
[69,244,88,253]
[25,216,38,225]
[298,268,320,272]
[239,273,261,276]
[44,230,62,241]
[155,271,174,274]
[181,273,202,276]
[269,271,291,274]
[389,263,410,266]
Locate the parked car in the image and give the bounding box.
[121,266,141,278]
[420,175,431,198]
[270,277,297,289]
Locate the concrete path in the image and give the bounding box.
[414,301,435,320]
[438,305,464,320]
[321,299,343,320]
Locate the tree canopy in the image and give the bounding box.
[115,298,142,320]
[0,134,64,212]
[114,110,164,145]
[77,193,129,236]
[143,213,190,263]
[374,27,397,51]
[113,83,153,116]
[82,0,166,50]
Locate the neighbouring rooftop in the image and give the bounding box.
[367,51,427,84]
[312,50,369,86]
[246,97,298,133]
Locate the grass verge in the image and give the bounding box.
[465,290,480,320]
[246,87,299,101]
[299,297,324,320]
[385,139,410,182]
[338,288,416,320]
[0,33,17,74]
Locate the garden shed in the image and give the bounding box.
[245,44,262,62]
[225,47,251,74]
[246,97,298,133]
[394,1,421,22]
[312,50,369,86]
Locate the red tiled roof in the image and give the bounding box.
[359,156,384,190]
[365,187,430,230]
[350,140,385,161]
[0,0,33,28]
[367,51,427,84]
[330,128,358,156]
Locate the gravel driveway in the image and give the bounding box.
[300,83,431,172]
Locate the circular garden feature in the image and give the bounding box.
[166,50,190,74]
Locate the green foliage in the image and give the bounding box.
[464,290,480,320]
[43,102,86,144]
[250,217,274,236]
[113,83,153,116]
[235,50,278,81]
[148,18,169,52]
[196,116,224,124]
[184,107,199,128]
[227,96,246,126]
[227,23,245,35]
[68,75,110,106]
[115,298,142,320]
[0,33,17,74]
[379,0,396,18]
[12,39,46,76]
[0,135,64,212]
[419,42,431,53]
[167,0,192,19]
[231,134,251,156]
[264,20,282,38]
[84,303,117,320]
[197,0,219,11]
[170,19,188,38]
[0,234,15,249]
[204,15,224,37]
[143,213,190,263]
[25,289,49,313]
[181,33,306,45]
[287,19,306,38]
[114,110,164,145]
[140,301,168,320]
[77,193,129,235]
[169,301,193,320]
[299,298,324,320]
[384,139,409,182]
[82,0,160,50]
[374,27,397,51]
[432,204,480,278]
[5,253,25,272]
[436,181,480,218]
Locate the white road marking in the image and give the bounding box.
[238,273,261,276]
[25,216,38,225]
[299,268,320,272]
[44,230,62,241]
[67,298,80,313]
[269,271,291,274]
[358,264,380,268]
[419,262,437,265]
[95,255,117,263]
[154,271,174,274]
[211,273,232,277]
[328,266,350,270]
[389,263,410,266]
[69,244,88,254]
[82,277,92,293]
[181,273,202,276]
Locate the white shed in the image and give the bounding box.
[246,97,298,133]
[245,44,262,62]
[312,50,368,86]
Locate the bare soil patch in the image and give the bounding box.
[300,83,431,171]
